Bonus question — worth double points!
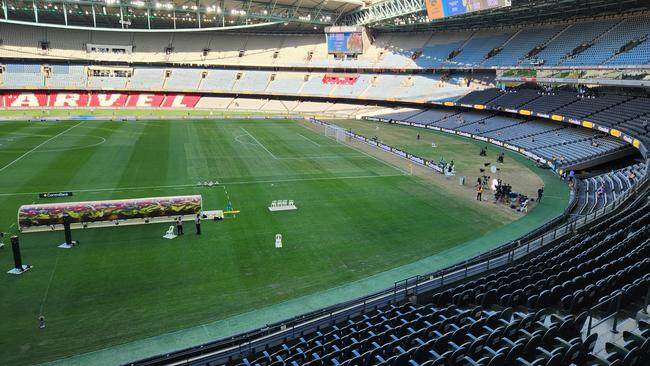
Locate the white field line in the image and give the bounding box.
[239,127,278,160]
[304,123,411,176]
[39,256,60,316]
[296,132,321,147]
[0,121,84,173]
[0,174,407,197]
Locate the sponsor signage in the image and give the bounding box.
[39,192,73,198]
[410,156,425,165]
[394,149,407,158]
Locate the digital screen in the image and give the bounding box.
[327,32,363,54]
[426,0,511,20]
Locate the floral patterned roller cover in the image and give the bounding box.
[18,195,202,229]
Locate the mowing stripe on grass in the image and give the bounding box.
[296,133,321,147]
[240,127,278,159]
[0,122,84,173]
[0,173,407,197]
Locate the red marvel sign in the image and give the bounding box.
[4,92,48,107]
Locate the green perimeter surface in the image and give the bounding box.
[0,119,568,365]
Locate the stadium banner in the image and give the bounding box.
[426,0,511,20]
[161,93,201,108]
[48,92,90,107]
[3,92,48,108]
[325,26,363,54]
[1,92,202,109]
[18,195,202,230]
[89,92,129,107]
[126,93,165,108]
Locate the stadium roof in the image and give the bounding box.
[0,0,648,32]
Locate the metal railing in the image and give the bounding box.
[586,281,650,336]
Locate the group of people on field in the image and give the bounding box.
[175,214,202,236]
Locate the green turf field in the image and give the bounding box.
[0,118,568,365]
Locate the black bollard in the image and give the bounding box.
[11,236,23,270]
[63,213,73,246]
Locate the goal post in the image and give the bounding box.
[324,124,350,143]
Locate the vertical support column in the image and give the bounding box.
[120,4,124,29]
[33,0,38,22]
[172,9,176,29]
[220,0,224,27]
[63,0,68,26]
[91,3,96,28]
[2,0,8,20]
[146,6,151,29]
[196,0,201,28]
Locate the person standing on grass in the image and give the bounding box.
[176,217,184,235]
[476,183,483,201]
[39,315,45,329]
[537,187,544,203]
[195,214,201,235]
[417,133,420,140]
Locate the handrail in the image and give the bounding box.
[586,281,650,336]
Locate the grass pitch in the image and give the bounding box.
[0,118,566,365]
